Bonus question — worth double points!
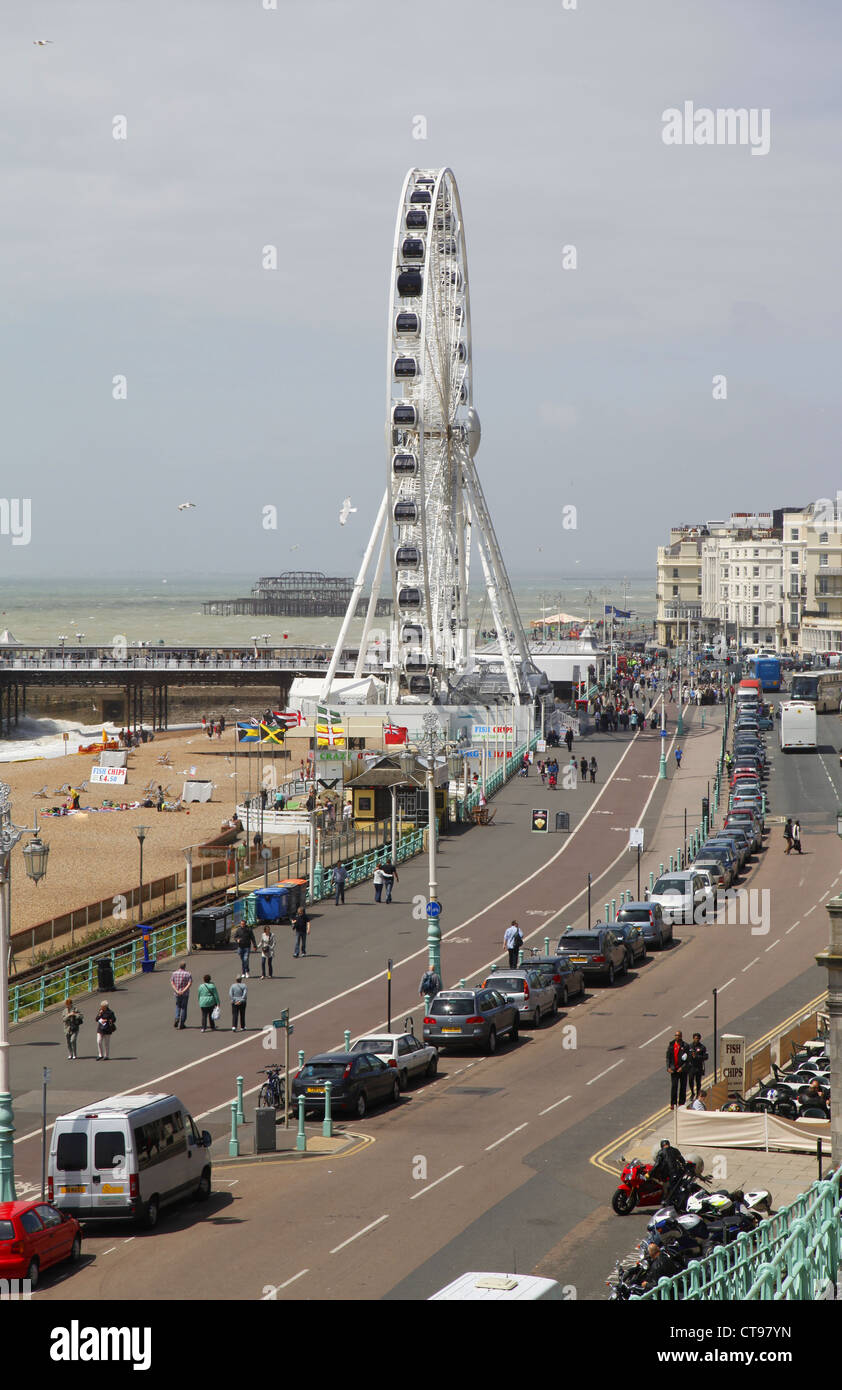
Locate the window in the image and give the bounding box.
[791,552,799,566]
[56,1133,87,1172]
[820,554,829,567]
[753,567,759,577]
[20,1211,43,1234]
[431,997,474,1015]
[133,1112,186,1169]
[672,585,679,596]
[820,532,829,543]
[790,529,799,540]
[94,1131,126,1170]
[0,1221,14,1241]
[34,1205,63,1228]
[672,568,679,578]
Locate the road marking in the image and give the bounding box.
[682,999,708,1018]
[122,1237,135,1244]
[639,1027,670,1049]
[262,1269,309,1297]
[101,1246,117,1256]
[786,923,799,935]
[485,1123,529,1151]
[586,1060,624,1086]
[538,1095,572,1116]
[765,939,780,952]
[804,905,816,917]
[329,1214,389,1254]
[410,1165,464,1199]
[742,958,760,971]
[718,977,736,993]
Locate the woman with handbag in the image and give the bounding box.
[198,974,221,1032]
[63,999,84,1060]
[259,928,276,979]
[95,1000,117,1060]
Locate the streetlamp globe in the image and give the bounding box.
[22,836,50,885]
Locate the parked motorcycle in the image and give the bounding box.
[611,1155,664,1214]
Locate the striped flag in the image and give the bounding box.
[260,722,286,745]
[237,722,260,743]
[271,709,303,729]
[316,704,345,748]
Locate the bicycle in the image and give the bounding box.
[257,1065,286,1111]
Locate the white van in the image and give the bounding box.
[429,1272,564,1300]
[778,700,817,751]
[48,1093,212,1228]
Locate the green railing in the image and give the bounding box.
[637,1165,842,1300]
[461,736,537,819]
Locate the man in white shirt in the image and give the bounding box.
[503,920,523,967]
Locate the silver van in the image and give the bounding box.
[48,1092,212,1228]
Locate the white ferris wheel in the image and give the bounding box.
[322,167,538,706]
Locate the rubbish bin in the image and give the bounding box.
[192,904,235,950]
[254,1107,277,1154]
[96,957,115,991]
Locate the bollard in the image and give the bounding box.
[611,898,616,921]
[669,856,674,873]
[344,1030,351,1052]
[544,937,550,955]
[459,978,466,988]
[676,846,681,871]
[649,871,654,892]
[296,1096,307,1152]
[659,863,664,878]
[298,1050,305,1071]
[424,993,431,1014]
[604,903,610,923]
[236,1075,245,1124]
[322,1081,333,1139]
[229,1100,239,1158]
[701,710,705,728]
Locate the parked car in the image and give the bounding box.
[615,901,673,950]
[696,842,738,884]
[349,1033,438,1089]
[649,870,713,925]
[706,829,748,871]
[482,968,557,1026]
[516,954,586,1006]
[724,811,763,853]
[423,988,519,1054]
[611,920,647,967]
[0,1201,82,1289]
[556,925,628,985]
[292,1052,400,1118]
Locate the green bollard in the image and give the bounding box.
[659,863,664,878]
[296,1096,307,1152]
[611,898,616,921]
[676,846,681,870]
[229,1100,239,1158]
[649,871,654,892]
[701,711,705,728]
[544,937,550,954]
[669,856,674,872]
[322,1080,333,1139]
[344,1030,351,1051]
[604,903,610,922]
[236,1075,245,1124]
[298,1050,305,1071]
[459,978,466,988]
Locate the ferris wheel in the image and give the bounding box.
[322,167,536,706]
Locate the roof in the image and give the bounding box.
[345,753,449,789]
[55,1093,175,1119]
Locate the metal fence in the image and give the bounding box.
[637,1165,842,1301]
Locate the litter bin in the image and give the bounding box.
[554,812,570,832]
[254,1107,277,1154]
[96,957,115,992]
[278,879,307,919]
[192,904,235,950]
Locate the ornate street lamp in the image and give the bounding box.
[135,824,150,924]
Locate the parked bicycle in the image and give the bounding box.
[258,1065,286,1111]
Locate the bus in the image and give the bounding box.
[778,701,817,751]
[789,669,842,713]
[746,654,782,691]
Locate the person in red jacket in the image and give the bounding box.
[666,1030,691,1109]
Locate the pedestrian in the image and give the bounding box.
[156,784,164,812]
[170,961,193,1029]
[342,799,353,825]
[234,922,257,977]
[792,819,802,854]
[63,998,83,1060]
[783,817,793,854]
[95,1000,117,1060]
[419,966,442,1001]
[292,903,310,957]
[548,765,557,790]
[198,974,220,1032]
[564,728,573,754]
[259,927,276,978]
[539,760,547,785]
[674,747,682,770]
[373,862,385,903]
[503,919,523,967]
[589,756,597,784]
[580,755,588,785]
[687,1032,708,1100]
[666,1030,690,1109]
[381,857,399,903]
[334,859,347,905]
[229,975,247,1031]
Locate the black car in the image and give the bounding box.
[291,1051,400,1119]
[556,925,628,985]
[610,921,647,967]
[522,955,586,1005]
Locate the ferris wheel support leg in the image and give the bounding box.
[354,521,390,680]
[318,489,388,703]
[472,525,521,702]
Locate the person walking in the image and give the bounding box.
[580,755,588,786]
[503,920,523,968]
[589,756,597,784]
[234,922,257,978]
[292,904,310,958]
[334,860,347,905]
[156,785,164,812]
[381,857,399,903]
[229,975,247,1031]
[198,974,220,1032]
[170,961,193,1030]
[674,747,683,770]
[63,999,83,1060]
[564,728,574,754]
[259,927,276,978]
[373,862,385,903]
[95,1000,117,1060]
[687,1032,708,1101]
[419,966,442,1002]
[792,818,802,854]
[666,1030,691,1109]
[783,817,793,854]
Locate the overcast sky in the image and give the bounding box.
[2,0,839,580]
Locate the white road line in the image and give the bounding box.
[122,1237,135,1244]
[410,1165,464,1199]
[790,920,800,929]
[101,1246,117,1256]
[682,999,708,1019]
[742,957,760,972]
[485,1123,529,1151]
[786,924,799,935]
[765,939,780,952]
[329,1214,389,1255]
[718,978,736,993]
[804,905,817,917]
[262,1269,309,1296]
[538,1095,572,1116]
[639,1027,670,1049]
[586,1060,624,1086]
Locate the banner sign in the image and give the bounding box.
[471,724,514,740]
[91,766,127,785]
[531,808,549,833]
[720,1034,747,1092]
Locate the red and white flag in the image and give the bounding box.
[271,709,303,729]
[384,721,408,745]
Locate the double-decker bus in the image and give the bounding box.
[789,669,842,713]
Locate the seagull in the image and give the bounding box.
[177,502,196,511]
[289,544,300,551]
[339,496,357,526]
[33,39,54,45]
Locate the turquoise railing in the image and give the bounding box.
[461,735,538,819]
[637,1165,842,1301]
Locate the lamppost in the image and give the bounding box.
[420,713,446,979]
[0,785,50,1200]
[135,825,149,924]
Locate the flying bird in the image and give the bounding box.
[177,502,196,511]
[289,544,300,551]
[33,39,54,45]
[339,496,357,526]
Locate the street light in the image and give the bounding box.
[420,713,446,979]
[135,825,149,924]
[57,635,67,666]
[0,783,50,1200]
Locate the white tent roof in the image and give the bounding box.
[0,630,22,645]
[289,676,387,705]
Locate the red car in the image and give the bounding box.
[0,1200,82,1288]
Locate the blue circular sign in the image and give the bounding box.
[426,901,442,917]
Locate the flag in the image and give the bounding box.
[271,709,303,729]
[316,704,345,748]
[237,722,260,743]
[384,721,408,746]
[260,722,286,745]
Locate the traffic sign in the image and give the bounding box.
[426,901,442,917]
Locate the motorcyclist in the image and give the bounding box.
[638,1242,683,1290]
[650,1138,687,1206]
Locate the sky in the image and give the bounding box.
[1,0,840,581]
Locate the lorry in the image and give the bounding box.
[778,700,817,752]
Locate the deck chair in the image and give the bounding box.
[52,783,70,796]
[156,752,173,765]
[76,780,88,793]
[32,785,49,798]
[140,779,156,796]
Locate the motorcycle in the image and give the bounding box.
[611,1154,664,1214]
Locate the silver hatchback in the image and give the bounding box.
[482,968,558,1026]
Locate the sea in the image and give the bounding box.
[0,572,655,762]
